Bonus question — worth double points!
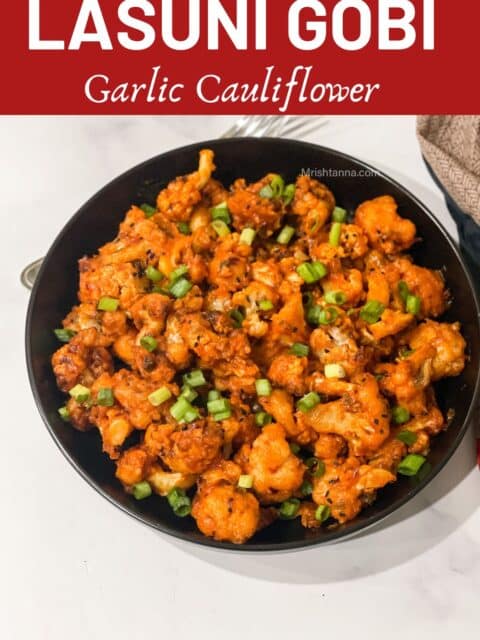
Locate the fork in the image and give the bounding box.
[20,115,328,289]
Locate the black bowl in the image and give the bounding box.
[26,138,480,551]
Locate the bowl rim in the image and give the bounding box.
[25,137,480,552]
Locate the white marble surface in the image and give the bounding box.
[0,116,478,640]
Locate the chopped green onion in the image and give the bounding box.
[140,336,158,352]
[324,290,347,305]
[259,300,274,311]
[97,297,119,312]
[259,184,274,199]
[392,406,411,425]
[332,207,347,223]
[289,442,301,454]
[211,220,231,237]
[183,369,206,388]
[132,481,152,500]
[318,307,339,325]
[183,408,200,423]
[58,406,70,422]
[283,183,296,205]
[297,261,328,284]
[69,384,91,404]
[170,396,192,421]
[398,280,410,303]
[270,175,285,198]
[329,222,343,247]
[255,412,272,427]
[148,386,172,407]
[54,328,76,343]
[97,388,115,407]
[324,363,346,379]
[167,488,191,517]
[255,379,272,397]
[301,480,313,496]
[238,475,253,489]
[151,285,170,295]
[211,409,231,421]
[211,201,231,224]
[240,228,256,246]
[306,305,322,325]
[313,460,326,478]
[397,454,426,477]
[315,505,331,522]
[208,390,221,402]
[207,398,230,415]
[140,203,156,218]
[180,385,198,403]
[230,308,245,328]
[290,343,310,357]
[296,392,321,413]
[277,225,295,245]
[279,498,301,519]
[406,294,421,316]
[145,266,163,282]
[397,430,418,446]
[169,277,192,299]
[360,300,385,324]
[169,265,189,282]
[177,222,191,235]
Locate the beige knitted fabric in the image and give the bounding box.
[417,116,480,224]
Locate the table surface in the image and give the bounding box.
[1,116,478,640]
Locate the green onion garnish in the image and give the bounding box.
[183,408,200,423]
[230,308,245,328]
[169,396,192,421]
[259,184,274,199]
[148,386,172,407]
[170,265,189,282]
[255,379,272,397]
[140,336,158,352]
[290,343,309,357]
[211,220,231,237]
[255,412,272,427]
[297,261,328,284]
[324,363,346,379]
[132,481,152,500]
[97,297,119,312]
[315,505,331,522]
[238,475,254,489]
[396,430,418,446]
[183,369,206,388]
[279,498,300,519]
[397,454,426,477]
[332,207,347,223]
[277,225,295,245]
[180,385,198,403]
[324,290,346,305]
[301,480,313,496]
[69,384,91,404]
[289,442,301,454]
[296,392,321,413]
[318,307,339,325]
[211,202,231,224]
[169,277,192,299]
[240,228,256,246]
[306,457,326,477]
[211,410,231,421]
[306,305,322,325]
[97,388,115,407]
[398,280,410,303]
[145,266,163,282]
[259,300,274,311]
[58,406,70,422]
[167,488,191,517]
[360,300,385,324]
[329,222,343,246]
[54,328,76,343]
[177,222,191,235]
[207,398,230,415]
[406,295,421,316]
[208,390,221,402]
[392,406,411,425]
[271,175,285,197]
[140,204,156,218]
[283,184,296,205]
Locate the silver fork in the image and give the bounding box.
[21,115,328,289]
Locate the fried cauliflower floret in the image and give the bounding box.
[90,405,134,459]
[309,323,368,377]
[322,268,364,306]
[355,195,416,254]
[367,308,414,341]
[227,177,283,236]
[292,176,335,236]
[305,374,390,457]
[231,282,278,338]
[156,149,215,222]
[407,321,466,380]
[259,389,301,439]
[392,257,448,318]
[368,438,407,473]
[338,224,369,259]
[111,369,164,430]
[192,461,260,544]
[237,423,306,504]
[52,327,113,392]
[268,292,308,346]
[312,458,395,523]
[144,420,223,475]
[129,293,171,337]
[209,234,252,292]
[115,446,152,486]
[314,434,347,460]
[268,353,308,396]
[62,303,128,346]
[78,257,145,310]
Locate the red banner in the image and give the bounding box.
[3,1,478,114]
